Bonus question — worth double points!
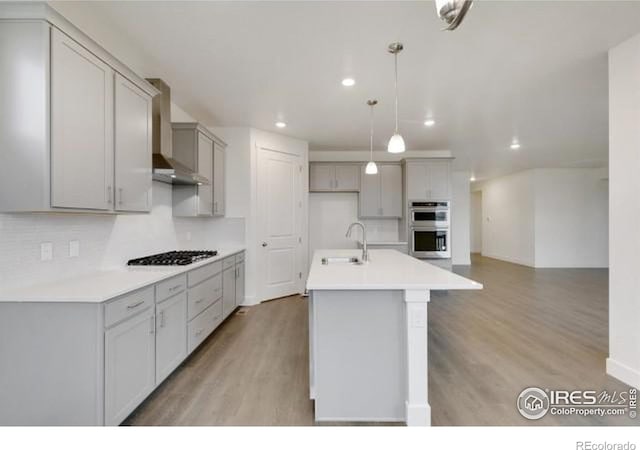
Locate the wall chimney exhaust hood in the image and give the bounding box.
[146,78,209,185]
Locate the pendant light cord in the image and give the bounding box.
[394,51,399,134]
[370,103,374,159]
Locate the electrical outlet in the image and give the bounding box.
[69,240,80,258]
[40,242,53,261]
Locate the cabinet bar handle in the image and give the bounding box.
[118,188,123,206]
[107,186,112,204]
[150,315,155,335]
[195,329,203,336]
[168,284,182,292]
[160,310,166,328]
[195,298,205,304]
[127,300,145,309]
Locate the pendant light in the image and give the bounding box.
[365,100,378,175]
[435,0,474,31]
[387,42,405,154]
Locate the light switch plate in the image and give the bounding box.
[69,240,80,258]
[40,242,53,261]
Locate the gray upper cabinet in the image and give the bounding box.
[51,28,114,211]
[172,123,226,218]
[213,142,225,216]
[114,74,153,212]
[405,159,452,201]
[359,164,402,219]
[310,163,360,192]
[0,6,158,213]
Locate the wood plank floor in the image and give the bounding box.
[125,254,637,426]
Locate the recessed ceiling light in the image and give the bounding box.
[275,121,287,128]
[341,78,356,87]
[470,175,476,182]
[510,141,521,150]
[424,119,435,127]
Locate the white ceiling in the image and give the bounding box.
[51,1,640,179]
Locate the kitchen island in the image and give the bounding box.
[306,249,482,426]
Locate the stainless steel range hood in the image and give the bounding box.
[146,78,209,185]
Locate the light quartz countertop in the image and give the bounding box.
[358,241,409,246]
[306,249,482,291]
[0,247,245,303]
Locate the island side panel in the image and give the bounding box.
[404,289,431,426]
[0,302,103,425]
[311,289,406,422]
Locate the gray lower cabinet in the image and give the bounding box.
[155,292,187,385]
[235,258,245,306]
[223,264,236,319]
[104,306,156,426]
[0,252,244,426]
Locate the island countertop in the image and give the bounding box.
[306,249,483,291]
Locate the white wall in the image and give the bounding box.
[478,168,608,268]
[534,169,608,268]
[0,182,244,291]
[308,193,401,264]
[481,170,536,266]
[607,33,640,388]
[451,171,471,265]
[470,190,483,253]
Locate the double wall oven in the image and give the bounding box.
[409,201,451,259]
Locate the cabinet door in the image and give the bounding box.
[213,144,225,216]
[156,292,187,385]
[50,29,114,210]
[406,163,429,201]
[235,261,245,307]
[359,165,380,218]
[335,165,360,191]
[197,133,213,216]
[114,74,152,212]
[222,267,236,319]
[427,161,451,199]
[105,308,155,426]
[309,164,335,191]
[380,165,403,218]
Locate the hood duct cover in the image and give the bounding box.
[146,78,209,185]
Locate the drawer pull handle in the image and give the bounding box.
[127,300,145,310]
[168,284,182,292]
[195,298,205,304]
[195,329,203,336]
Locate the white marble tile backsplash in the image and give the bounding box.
[0,182,244,290]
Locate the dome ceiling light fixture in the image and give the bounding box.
[435,0,474,31]
[365,99,379,175]
[387,42,406,154]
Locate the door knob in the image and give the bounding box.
[262,242,268,247]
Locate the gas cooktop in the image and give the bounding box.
[127,250,218,266]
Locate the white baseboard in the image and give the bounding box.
[239,295,260,307]
[607,357,640,389]
[405,401,431,426]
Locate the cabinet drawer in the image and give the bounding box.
[156,274,187,303]
[188,299,222,354]
[187,273,222,320]
[235,252,245,263]
[188,261,222,287]
[105,286,155,328]
[222,256,235,270]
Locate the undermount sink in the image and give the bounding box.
[321,256,363,265]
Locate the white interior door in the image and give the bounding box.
[257,147,303,301]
